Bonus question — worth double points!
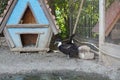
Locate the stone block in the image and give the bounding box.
[79,52,94,60]
[78,45,90,52]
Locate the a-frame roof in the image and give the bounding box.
[0,0,59,34]
[92,1,120,36]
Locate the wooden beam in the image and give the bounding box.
[16,32,44,34]
[38,0,59,35]
[4,27,15,48]
[11,48,49,52]
[99,0,105,61]
[6,24,49,28]
[0,0,17,33]
[106,13,120,36]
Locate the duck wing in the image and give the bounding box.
[60,43,72,49]
[58,43,72,55]
[68,43,79,58]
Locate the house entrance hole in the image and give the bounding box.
[20,34,38,47]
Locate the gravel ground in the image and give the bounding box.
[0,47,120,80]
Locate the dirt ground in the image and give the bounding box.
[0,46,120,80]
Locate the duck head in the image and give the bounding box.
[54,38,62,47]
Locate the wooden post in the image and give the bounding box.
[72,0,84,34]
[99,0,105,61]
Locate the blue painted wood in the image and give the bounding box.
[7,27,50,48]
[7,0,49,24]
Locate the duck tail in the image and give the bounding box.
[69,34,75,43]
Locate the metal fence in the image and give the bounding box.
[69,0,114,42]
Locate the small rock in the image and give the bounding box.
[78,45,90,52]
[78,45,94,60]
[79,52,94,60]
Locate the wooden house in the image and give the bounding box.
[0,0,60,52]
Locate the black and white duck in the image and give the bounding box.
[54,36,79,58]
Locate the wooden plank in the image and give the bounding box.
[99,0,105,44]
[99,0,105,61]
[45,27,53,48]
[3,31,11,47]
[17,33,23,48]
[38,0,59,34]
[11,48,49,52]
[6,24,49,28]
[0,0,17,33]
[12,33,23,48]
[36,34,40,47]
[27,2,39,24]
[16,32,44,34]
[4,27,15,48]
